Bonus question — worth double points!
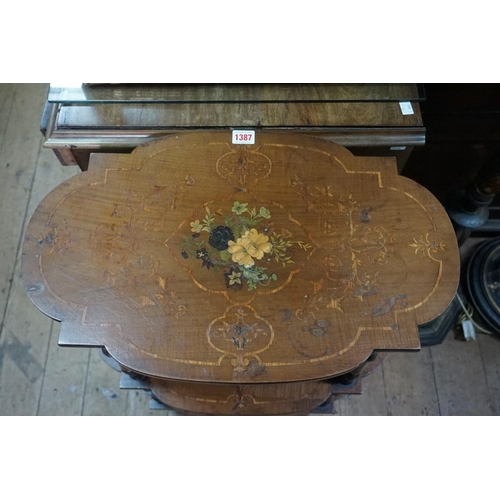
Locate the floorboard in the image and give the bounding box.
[0,85,51,415]
[430,329,493,416]
[383,349,440,416]
[337,366,388,416]
[477,332,500,416]
[0,84,46,329]
[37,323,91,416]
[125,389,174,416]
[82,350,128,416]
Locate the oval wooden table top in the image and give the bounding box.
[22,131,460,385]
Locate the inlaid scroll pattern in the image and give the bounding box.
[323,194,390,310]
[212,307,268,350]
[38,225,73,255]
[112,174,195,231]
[290,175,340,235]
[84,176,194,319]
[290,177,392,318]
[410,233,446,259]
[208,306,274,372]
[216,146,272,187]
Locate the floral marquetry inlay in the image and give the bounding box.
[165,199,316,301]
[168,201,314,293]
[22,132,460,384]
[410,233,447,259]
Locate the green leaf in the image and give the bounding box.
[220,250,231,262]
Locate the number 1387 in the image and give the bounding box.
[232,130,255,144]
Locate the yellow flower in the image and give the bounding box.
[227,229,272,268]
[190,220,203,233]
[228,270,242,285]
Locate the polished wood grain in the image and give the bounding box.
[149,379,333,416]
[57,101,423,128]
[22,131,459,401]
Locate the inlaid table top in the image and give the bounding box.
[22,131,460,385]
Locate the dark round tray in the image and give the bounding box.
[467,237,500,333]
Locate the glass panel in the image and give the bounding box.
[48,83,426,104]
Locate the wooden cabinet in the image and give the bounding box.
[41,84,425,173]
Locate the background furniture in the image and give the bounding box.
[41,83,425,173]
[403,84,500,207]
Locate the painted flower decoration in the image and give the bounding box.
[228,269,242,285]
[196,248,213,269]
[259,207,271,219]
[190,220,203,233]
[231,201,248,215]
[196,248,208,259]
[224,267,243,290]
[208,225,234,251]
[180,201,308,291]
[228,229,272,268]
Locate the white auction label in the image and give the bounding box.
[232,130,255,144]
[399,101,414,115]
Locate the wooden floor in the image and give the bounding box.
[1,83,499,416]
